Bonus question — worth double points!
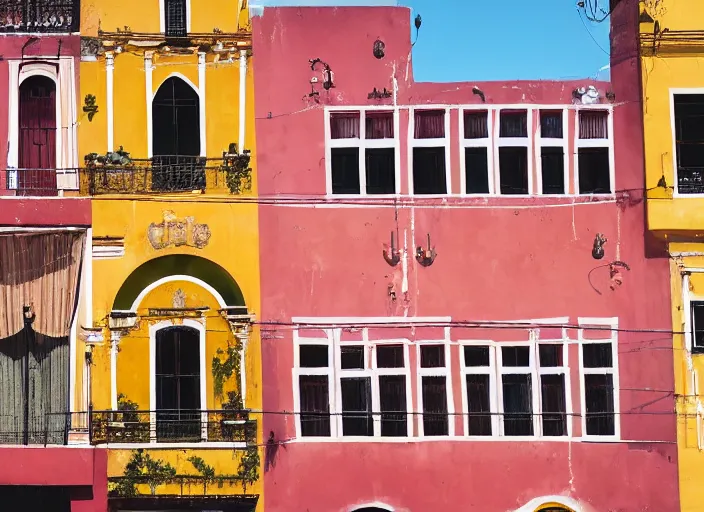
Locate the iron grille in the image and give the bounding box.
[0,0,78,32]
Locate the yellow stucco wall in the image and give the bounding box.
[640,2,704,508]
[77,0,260,507]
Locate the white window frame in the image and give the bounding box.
[416,340,455,437]
[459,107,494,195]
[669,88,704,197]
[459,342,499,437]
[495,108,533,195]
[370,338,413,438]
[573,106,615,195]
[408,106,452,196]
[577,317,621,441]
[293,329,336,439]
[496,341,541,437]
[535,339,572,438]
[535,108,569,195]
[324,106,401,197]
[159,0,192,34]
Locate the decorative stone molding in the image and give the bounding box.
[147,210,212,250]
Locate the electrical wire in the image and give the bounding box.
[577,7,610,56]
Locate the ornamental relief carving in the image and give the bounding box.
[147,210,211,250]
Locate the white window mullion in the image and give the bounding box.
[359,109,367,195]
[532,344,543,436]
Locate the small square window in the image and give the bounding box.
[341,345,365,369]
[499,111,527,138]
[365,112,394,139]
[299,345,328,368]
[540,111,563,138]
[539,344,563,367]
[331,148,360,194]
[464,346,490,367]
[376,345,405,368]
[414,110,445,138]
[420,345,445,368]
[579,111,608,139]
[464,111,488,139]
[413,147,447,194]
[330,112,360,139]
[582,343,613,368]
[365,148,395,194]
[501,346,530,367]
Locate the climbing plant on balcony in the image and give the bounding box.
[84,145,133,167]
[237,447,260,495]
[187,456,216,494]
[110,449,176,497]
[212,339,242,399]
[221,143,252,194]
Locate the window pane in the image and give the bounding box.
[540,111,563,138]
[365,148,395,194]
[578,147,611,194]
[330,112,360,139]
[366,112,394,139]
[413,147,447,194]
[464,111,488,138]
[539,344,563,367]
[379,375,407,436]
[501,346,530,367]
[465,147,489,194]
[414,110,445,138]
[331,147,360,194]
[540,374,566,436]
[582,343,613,368]
[420,345,445,368]
[299,345,328,368]
[464,346,490,367]
[579,110,608,139]
[674,95,704,190]
[499,147,528,194]
[466,374,492,435]
[341,377,373,436]
[376,345,404,368]
[541,147,565,194]
[693,302,704,352]
[340,345,364,370]
[499,111,527,137]
[584,374,615,436]
[299,375,330,436]
[422,376,449,436]
[502,374,533,436]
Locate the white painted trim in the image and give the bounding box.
[669,88,704,196]
[324,108,400,196]
[684,273,693,353]
[515,495,582,512]
[84,228,93,328]
[238,50,246,154]
[159,0,192,34]
[577,317,620,441]
[408,107,452,195]
[129,274,228,311]
[198,52,207,157]
[145,52,154,158]
[110,330,120,410]
[69,280,78,414]
[495,108,533,196]
[106,53,114,152]
[325,103,615,112]
[535,108,569,195]
[291,316,452,325]
[574,107,615,194]
[93,441,247,449]
[349,503,394,512]
[459,341,499,436]
[459,106,494,195]
[149,319,208,441]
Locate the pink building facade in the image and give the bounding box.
[0,4,105,511]
[253,2,679,511]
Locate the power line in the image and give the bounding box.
[577,7,610,56]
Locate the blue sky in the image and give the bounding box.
[252,0,611,82]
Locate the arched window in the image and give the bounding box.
[164,0,187,37]
[155,326,201,442]
[18,75,56,196]
[151,76,204,191]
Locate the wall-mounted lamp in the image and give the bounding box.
[373,39,385,59]
[592,233,607,260]
[368,87,392,100]
[415,234,436,267]
[472,86,485,103]
[383,231,401,266]
[609,260,631,291]
[310,58,334,90]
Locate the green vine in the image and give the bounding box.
[212,338,242,399]
[237,447,260,495]
[116,393,140,423]
[110,449,176,497]
[222,143,252,194]
[188,456,216,494]
[84,146,133,166]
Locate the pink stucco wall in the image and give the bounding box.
[254,2,678,511]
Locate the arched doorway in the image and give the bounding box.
[151,76,203,191]
[155,325,201,442]
[18,75,56,196]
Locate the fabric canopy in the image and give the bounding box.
[0,231,85,339]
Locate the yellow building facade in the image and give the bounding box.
[640,0,704,509]
[75,0,262,509]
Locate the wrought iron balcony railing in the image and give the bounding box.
[4,167,79,196]
[0,412,74,446]
[89,409,257,445]
[677,166,704,195]
[0,0,79,33]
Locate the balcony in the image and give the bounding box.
[4,167,78,196]
[0,0,79,33]
[89,409,257,446]
[0,412,73,446]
